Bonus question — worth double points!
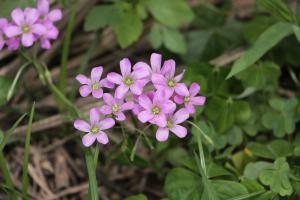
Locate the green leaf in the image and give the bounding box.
[244,162,273,180]
[226,126,243,146]
[0,76,13,106]
[148,23,162,49]
[84,5,114,31]
[111,8,143,48]
[227,22,293,79]
[145,0,194,27]
[235,61,280,90]
[164,168,202,200]
[162,27,187,54]
[232,101,252,124]
[293,25,300,43]
[0,0,36,18]
[259,158,293,196]
[262,98,298,137]
[247,140,293,159]
[0,129,3,144]
[22,102,35,200]
[212,180,248,200]
[257,0,295,22]
[125,194,147,200]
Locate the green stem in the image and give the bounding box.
[85,148,99,200]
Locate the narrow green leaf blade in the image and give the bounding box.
[227,22,292,79]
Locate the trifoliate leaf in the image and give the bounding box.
[162,28,187,54]
[259,158,293,196]
[148,23,162,49]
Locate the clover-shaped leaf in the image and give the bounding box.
[262,98,298,137]
[259,158,293,196]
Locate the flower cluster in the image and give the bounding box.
[0,0,62,51]
[74,53,206,147]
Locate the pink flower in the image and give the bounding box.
[174,83,206,114]
[0,18,20,50]
[76,66,114,99]
[156,109,190,142]
[132,91,155,116]
[152,59,188,97]
[74,108,115,147]
[100,92,134,121]
[133,53,174,79]
[137,90,176,127]
[40,23,59,49]
[107,58,149,99]
[37,0,62,24]
[4,8,46,47]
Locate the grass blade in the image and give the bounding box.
[21,102,35,200]
[7,62,30,101]
[188,121,213,145]
[0,113,27,151]
[0,152,17,200]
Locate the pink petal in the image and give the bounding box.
[11,8,24,26]
[76,74,91,84]
[74,119,90,132]
[185,104,196,114]
[115,84,129,99]
[91,66,103,82]
[152,73,166,86]
[132,104,143,116]
[115,112,126,121]
[153,90,169,104]
[150,53,162,73]
[45,26,59,39]
[89,108,101,124]
[120,58,131,77]
[161,100,176,114]
[138,95,152,110]
[7,38,20,50]
[174,70,185,82]
[189,83,200,96]
[130,82,144,95]
[174,95,184,104]
[37,0,49,14]
[24,8,39,24]
[154,114,167,127]
[103,93,114,105]
[121,101,134,111]
[100,105,112,115]
[99,118,115,130]
[40,38,51,49]
[161,59,175,77]
[170,125,187,138]
[191,96,206,105]
[132,69,149,80]
[0,40,5,50]
[92,88,103,99]
[100,78,114,88]
[107,72,123,85]
[173,109,189,124]
[22,33,34,47]
[0,18,8,27]
[138,110,154,123]
[48,9,62,22]
[96,132,109,144]
[4,26,22,37]
[32,24,46,35]
[79,85,92,97]
[156,128,169,142]
[175,83,189,96]
[133,61,151,75]
[82,133,96,147]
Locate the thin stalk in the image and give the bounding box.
[58,1,77,108]
[94,144,100,167]
[187,121,214,145]
[0,152,17,200]
[84,148,99,200]
[21,103,35,200]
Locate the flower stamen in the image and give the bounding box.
[22,25,30,33]
[167,79,176,87]
[124,77,134,86]
[184,96,191,103]
[90,125,100,134]
[152,106,161,115]
[112,104,120,113]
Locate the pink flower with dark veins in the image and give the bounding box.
[76,66,114,99]
[74,108,115,147]
[151,59,188,97]
[107,58,149,99]
[156,109,190,142]
[137,90,176,127]
[100,92,134,121]
[174,83,206,114]
[4,8,46,47]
